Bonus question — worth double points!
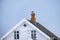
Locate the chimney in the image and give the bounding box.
[31,11,36,23]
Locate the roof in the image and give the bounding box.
[1,19,60,40]
[28,20,59,39]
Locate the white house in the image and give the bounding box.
[1,11,60,40]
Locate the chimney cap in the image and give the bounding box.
[31,11,35,15]
[31,11,35,14]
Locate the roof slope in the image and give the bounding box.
[28,20,59,39]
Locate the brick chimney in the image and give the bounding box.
[31,11,36,23]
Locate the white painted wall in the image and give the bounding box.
[3,21,50,40]
[3,32,14,40]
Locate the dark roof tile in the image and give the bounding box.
[28,20,59,39]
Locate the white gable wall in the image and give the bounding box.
[3,31,14,40]
[2,20,50,40]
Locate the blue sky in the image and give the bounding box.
[0,0,60,38]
